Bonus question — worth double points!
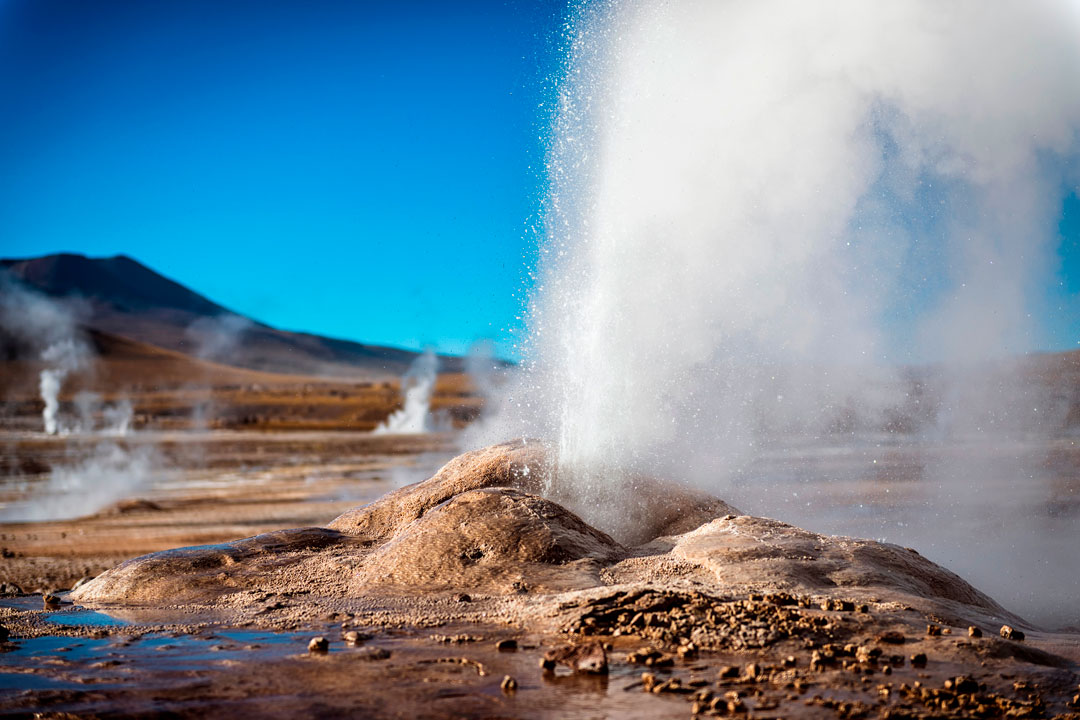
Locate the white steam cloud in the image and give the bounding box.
[501,0,1080,505]
[185,313,253,362]
[375,349,443,434]
[0,442,159,522]
[1,275,154,520]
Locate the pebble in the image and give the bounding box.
[910,652,927,667]
[876,631,905,644]
[343,631,371,646]
[495,639,517,651]
[541,641,608,674]
[999,625,1025,641]
[500,675,517,694]
[42,593,60,608]
[967,625,982,638]
[453,593,471,603]
[308,636,329,653]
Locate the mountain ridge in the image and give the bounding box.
[1,253,462,378]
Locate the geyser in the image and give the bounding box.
[507,0,1080,499]
[375,349,440,434]
[476,0,1080,620]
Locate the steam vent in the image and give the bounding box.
[75,439,1016,618]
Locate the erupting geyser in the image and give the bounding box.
[375,349,440,434]
[495,0,1080,532]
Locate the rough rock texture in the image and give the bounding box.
[71,440,1018,631]
[327,440,551,540]
[351,488,622,593]
[668,515,1008,611]
[71,527,365,604]
[326,440,740,546]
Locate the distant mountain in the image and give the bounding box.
[1,253,459,378]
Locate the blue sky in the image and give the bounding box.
[0,0,565,358]
[0,0,1077,359]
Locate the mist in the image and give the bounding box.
[0,276,161,519]
[481,0,1080,625]
[374,349,443,434]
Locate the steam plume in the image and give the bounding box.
[375,349,441,434]
[39,339,88,434]
[507,0,1080,509]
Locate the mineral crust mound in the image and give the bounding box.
[71,440,1020,629]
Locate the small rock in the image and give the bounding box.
[641,672,657,692]
[496,639,518,652]
[453,592,472,603]
[999,625,1025,641]
[967,625,982,638]
[308,636,329,653]
[500,675,517,694]
[676,642,697,660]
[910,652,927,667]
[782,655,797,668]
[717,665,741,679]
[876,631,905,644]
[343,631,371,646]
[42,593,60,608]
[542,641,608,674]
[926,624,942,636]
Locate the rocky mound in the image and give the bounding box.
[72,440,1019,631]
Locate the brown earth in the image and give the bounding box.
[2,440,1079,718]
[0,328,482,433]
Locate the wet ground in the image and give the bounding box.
[1,430,1079,718]
[715,435,1080,629]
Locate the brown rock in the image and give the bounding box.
[968,625,982,638]
[343,631,370,646]
[999,625,1025,641]
[500,675,517,694]
[542,641,608,674]
[307,636,329,653]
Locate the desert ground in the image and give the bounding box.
[2,371,1080,718]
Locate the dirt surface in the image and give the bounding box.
[2,439,1079,719]
[0,430,457,594]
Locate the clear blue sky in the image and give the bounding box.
[0,0,1077,359]
[0,0,565,358]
